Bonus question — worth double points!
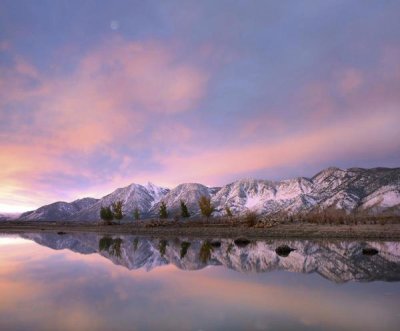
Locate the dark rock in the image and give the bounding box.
[362,247,379,256]
[234,238,251,247]
[275,245,295,257]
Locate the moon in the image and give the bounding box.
[110,20,119,30]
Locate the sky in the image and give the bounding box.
[1,0,400,212]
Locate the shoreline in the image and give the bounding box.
[1,221,400,240]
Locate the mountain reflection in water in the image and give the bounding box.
[21,232,400,283]
[1,233,400,331]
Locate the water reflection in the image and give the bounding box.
[98,237,123,258]
[20,232,400,283]
[0,233,399,331]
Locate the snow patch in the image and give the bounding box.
[245,195,262,209]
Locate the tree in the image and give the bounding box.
[180,241,191,259]
[199,241,213,263]
[100,206,114,225]
[245,211,258,227]
[180,200,191,218]
[111,200,124,221]
[99,236,113,251]
[133,208,140,221]
[98,236,123,258]
[225,206,233,218]
[159,201,168,219]
[158,239,168,257]
[198,195,214,220]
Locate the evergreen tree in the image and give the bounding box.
[133,208,140,220]
[198,195,215,220]
[99,236,113,251]
[180,241,191,259]
[159,201,168,219]
[100,206,114,224]
[111,200,124,221]
[180,200,191,218]
[158,239,168,257]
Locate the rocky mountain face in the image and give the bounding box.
[212,167,400,216]
[18,198,99,221]
[16,167,400,221]
[20,233,400,283]
[148,183,215,218]
[71,183,169,221]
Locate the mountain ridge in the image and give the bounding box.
[15,166,400,221]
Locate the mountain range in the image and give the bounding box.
[20,232,400,283]
[17,166,400,222]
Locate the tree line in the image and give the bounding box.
[100,195,233,224]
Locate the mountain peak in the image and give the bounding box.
[16,167,400,221]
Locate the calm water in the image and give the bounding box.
[0,233,399,331]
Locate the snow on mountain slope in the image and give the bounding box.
[19,198,99,221]
[145,182,168,207]
[17,167,400,221]
[149,183,211,217]
[212,179,277,214]
[72,183,170,221]
[361,186,400,213]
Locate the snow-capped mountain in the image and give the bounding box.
[71,182,170,221]
[212,167,400,216]
[148,183,215,217]
[16,167,400,221]
[20,232,400,283]
[18,198,99,221]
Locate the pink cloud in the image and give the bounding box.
[0,37,210,210]
[1,37,208,152]
[338,68,363,93]
[149,110,400,184]
[14,56,39,78]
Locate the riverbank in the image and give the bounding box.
[1,221,400,240]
